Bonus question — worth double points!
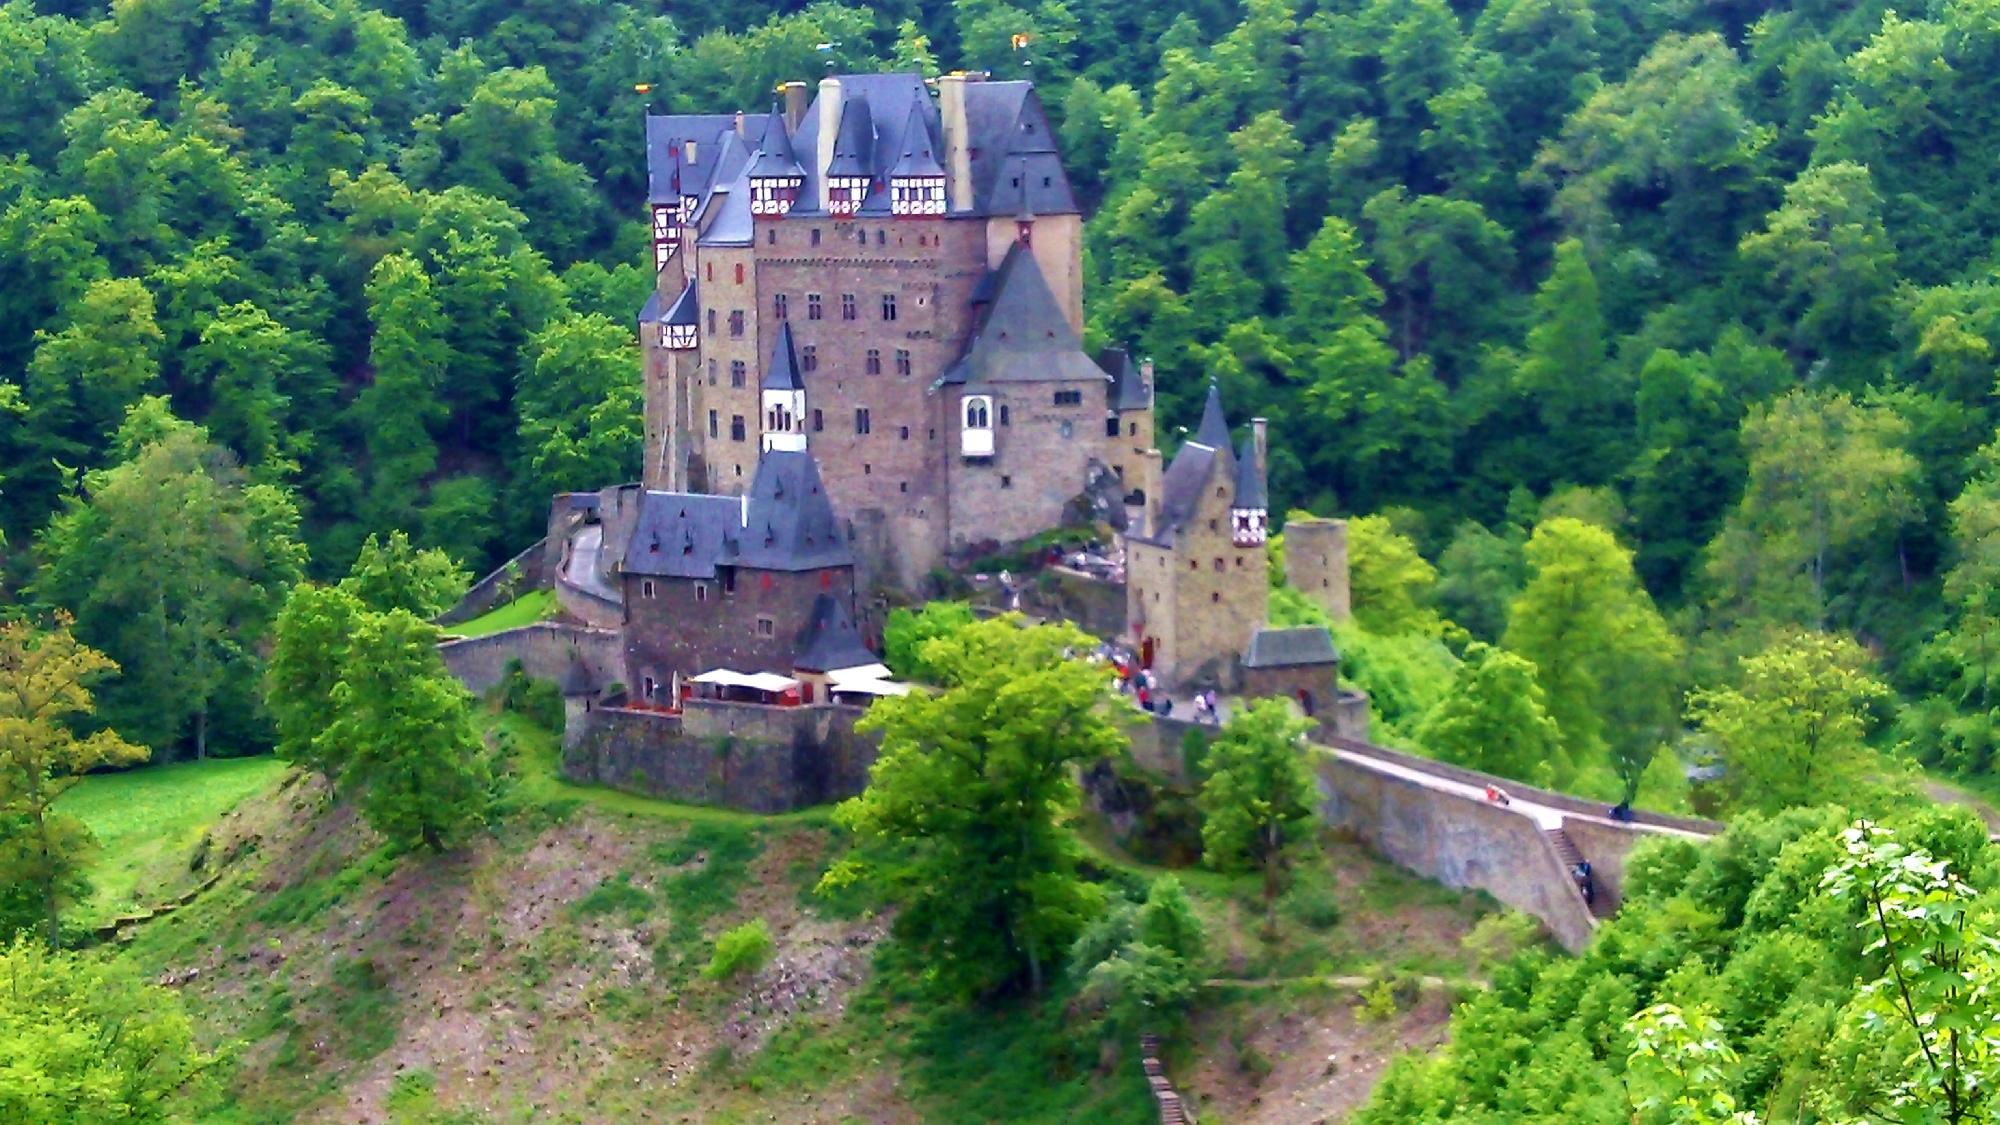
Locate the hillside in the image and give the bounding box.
[79,715,1505,1123]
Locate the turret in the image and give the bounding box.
[760,323,808,453]
[1232,417,1269,547]
[888,101,947,217]
[660,283,699,350]
[746,107,804,218]
[823,93,873,217]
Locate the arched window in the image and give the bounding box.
[965,398,990,429]
[961,395,995,458]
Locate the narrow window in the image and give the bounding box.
[734,263,744,284]
[876,230,886,246]
[810,228,821,246]
[730,360,746,388]
[895,349,912,375]
[899,425,909,440]
[706,360,716,385]
[855,408,871,434]
[696,583,708,601]
[812,408,824,431]
[841,293,857,320]
[730,414,745,441]
[1106,416,1119,438]
[1000,404,1010,426]
[856,228,866,245]
[705,262,713,281]
[642,579,655,599]
[757,616,775,637]
[767,228,775,245]
[774,293,788,320]
[807,293,822,320]
[881,294,898,321]
[729,309,744,337]
[802,345,818,372]
[1213,558,1225,572]
[708,410,718,438]
[707,309,716,335]
[1001,475,1012,489]
[865,349,881,374]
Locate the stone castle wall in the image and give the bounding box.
[562,700,877,812]
[437,537,550,626]
[1284,517,1351,621]
[437,623,621,696]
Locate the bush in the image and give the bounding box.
[493,659,563,730]
[1281,881,1342,932]
[1356,977,1398,1023]
[705,919,775,980]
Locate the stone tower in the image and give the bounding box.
[1123,384,1270,690]
[1283,517,1351,622]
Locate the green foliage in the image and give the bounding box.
[880,600,977,681]
[825,616,1123,998]
[704,918,775,981]
[1070,876,1207,1041]
[1504,517,1680,796]
[493,660,563,732]
[1198,699,1318,929]
[34,408,304,760]
[1415,641,1562,786]
[339,530,469,618]
[0,937,216,1120]
[1692,630,1895,815]
[1346,514,1441,636]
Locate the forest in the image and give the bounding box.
[7,0,2000,1116]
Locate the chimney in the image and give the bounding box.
[1139,357,1155,400]
[783,81,809,130]
[816,76,842,211]
[940,72,980,213]
[733,110,745,137]
[1251,417,1267,469]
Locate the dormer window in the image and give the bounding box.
[749,175,803,217]
[962,395,994,458]
[890,176,947,216]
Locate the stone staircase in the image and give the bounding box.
[1542,827,1612,918]
[1141,1033,1193,1124]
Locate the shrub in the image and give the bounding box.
[493,660,563,730]
[705,919,775,980]
[1281,881,1342,932]
[1356,977,1398,1023]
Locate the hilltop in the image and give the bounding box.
[75,712,1506,1123]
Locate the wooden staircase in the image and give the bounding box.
[1542,827,1613,918]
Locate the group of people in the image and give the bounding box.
[1099,645,1222,725]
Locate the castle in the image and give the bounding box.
[507,71,1352,797]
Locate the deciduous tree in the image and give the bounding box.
[1197,698,1318,932]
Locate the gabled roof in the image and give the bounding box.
[1132,382,1242,547]
[621,451,853,578]
[793,594,876,673]
[1234,432,1268,509]
[937,243,1109,386]
[622,493,744,578]
[1244,627,1338,669]
[745,106,804,180]
[763,322,803,391]
[964,82,1078,217]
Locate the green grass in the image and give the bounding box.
[444,587,556,637]
[58,755,291,923]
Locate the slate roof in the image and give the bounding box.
[1244,627,1339,669]
[695,165,754,247]
[1100,348,1152,411]
[763,322,803,390]
[621,450,852,578]
[1133,441,1218,548]
[1234,433,1267,509]
[936,243,1109,386]
[1194,382,1232,450]
[661,282,699,327]
[647,73,1078,221]
[644,113,738,203]
[793,594,877,672]
[637,288,663,326]
[745,107,804,180]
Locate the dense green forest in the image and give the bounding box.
[3,0,2000,759]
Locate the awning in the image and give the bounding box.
[738,672,801,693]
[826,663,892,684]
[690,668,753,687]
[829,677,911,697]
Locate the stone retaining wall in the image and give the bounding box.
[561,700,878,812]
